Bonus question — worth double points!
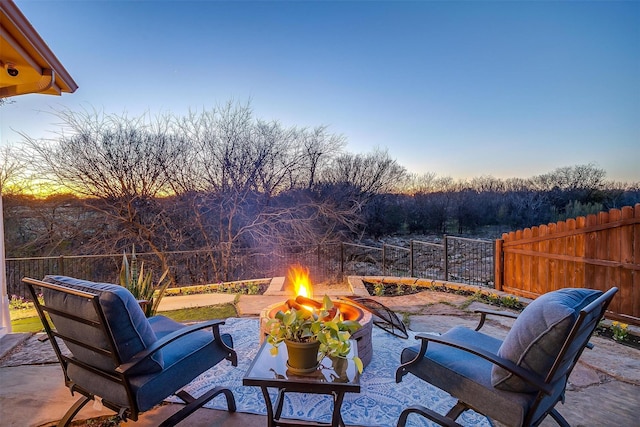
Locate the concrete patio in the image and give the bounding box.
[1,285,638,427]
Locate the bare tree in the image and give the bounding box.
[404,172,438,195]
[23,108,187,199]
[530,163,606,192]
[173,103,345,196]
[469,175,506,193]
[170,103,357,279]
[322,149,407,196]
[0,145,24,195]
[298,126,346,189]
[21,109,190,275]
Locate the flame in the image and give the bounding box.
[288,263,314,299]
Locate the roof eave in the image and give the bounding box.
[0,0,78,98]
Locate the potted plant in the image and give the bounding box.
[265,295,364,375]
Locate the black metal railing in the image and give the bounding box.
[340,236,494,286]
[7,237,494,299]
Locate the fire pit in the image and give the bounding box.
[259,266,374,367]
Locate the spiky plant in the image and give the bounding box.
[119,247,171,317]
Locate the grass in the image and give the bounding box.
[10,302,47,333]
[9,284,244,333]
[160,303,237,322]
[10,306,39,320]
[10,303,239,333]
[11,316,46,333]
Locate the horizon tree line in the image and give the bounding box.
[1,102,638,280]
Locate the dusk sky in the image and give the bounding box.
[2,0,639,183]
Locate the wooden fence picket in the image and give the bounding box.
[496,203,640,325]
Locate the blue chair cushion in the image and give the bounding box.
[401,326,543,427]
[65,315,233,411]
[43,275,163,375]
[492,288,602,392]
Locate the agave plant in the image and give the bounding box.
[119,247,171,317]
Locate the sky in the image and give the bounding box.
[2,0,639,183]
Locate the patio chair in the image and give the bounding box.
[23,275,238,427]
[395,287,618,427]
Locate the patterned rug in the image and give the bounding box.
[173,317,490,427]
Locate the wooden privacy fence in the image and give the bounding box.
[495,203,640,325]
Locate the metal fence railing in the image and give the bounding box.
[444,236,495,287]
[7,237,494,299]
[339,236,494,287]
[409,240,445,279]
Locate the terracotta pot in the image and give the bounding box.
[285,339,320,374]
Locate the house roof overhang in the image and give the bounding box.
[0,0,78,98]
[0,0,78,337]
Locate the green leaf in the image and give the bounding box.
[322,295,334,310]
[324,320,339,332]
[353,356,363,374]
[337,330,350,341]
[119,253,130,289]
[317,333,328,345]
[150,268,172,316]
[284,311,296,326]
[311,322,321,335]
[340,320,362,332]
[269,345,279,356]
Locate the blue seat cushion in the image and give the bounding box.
[43,275,163,375]
[65,315,233,412]
[401,326,545,427]
[492,288,602,392]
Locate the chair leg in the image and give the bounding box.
[159,387,236,427]
[548,408,571,427]
[445,401,470,420]
[397,405,463,427]
[57,395,91,427]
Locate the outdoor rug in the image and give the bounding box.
[171,317,490,427]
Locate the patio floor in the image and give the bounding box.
[1,289,638,427]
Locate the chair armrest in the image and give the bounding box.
[116,319,237,374]
[473,308,519,331]
[399,332,552,395]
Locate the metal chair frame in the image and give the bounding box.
[24,277,237,427]
[395,287,618,427]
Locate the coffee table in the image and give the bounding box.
[243,340,361,427]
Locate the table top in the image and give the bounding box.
[243,340,361,394]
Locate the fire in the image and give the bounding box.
[288,263,314,299]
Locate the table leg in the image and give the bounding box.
[260,387,351,427]
[331,391,346,427]
[260,387,275,427]
[274,388,286,421]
